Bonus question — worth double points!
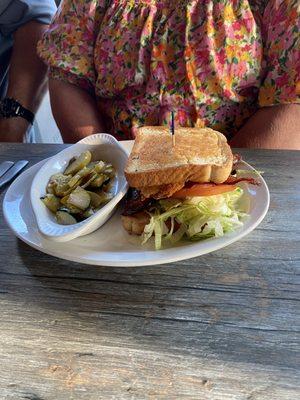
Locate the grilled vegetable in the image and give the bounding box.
[82,208,95,219]
[68,166,92,188]
[88,191,112,208]
[89,174,108,188]
[58,203,82,214]
[48,173,73,197]
[81,172,98,189]
[94,161,106,173]
[55,211,77,225]
[41,194,61,213]
[64,151,92,175]
[47,173,70,195]
[103,164,115,177]
[42,151,116,225]
[67,186,90,210]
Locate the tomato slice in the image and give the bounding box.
[171,183,237,198]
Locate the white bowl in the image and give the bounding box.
[30,134,129,242]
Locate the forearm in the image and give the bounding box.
[230,104,300,150]
[8,21,48,112]
[0,21,49,142]
[49,78,105,143]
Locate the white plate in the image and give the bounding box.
[3,141,270,267]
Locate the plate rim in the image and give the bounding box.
[3,150,270,267]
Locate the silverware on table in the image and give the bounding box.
[0,160,28,188]
[0,161,14,178]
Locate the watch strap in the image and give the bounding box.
[16,103,35,125]
[0,97,35,124]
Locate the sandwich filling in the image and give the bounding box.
[122,169,259,250]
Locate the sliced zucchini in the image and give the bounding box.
[54,184,73,197]
[68,166,92,188]
[82,208,95,219]
[56,211,77,225]
[87,191,111,208]
[58,204,82,214]
[94,161,106,174]
[47,173,69,195]
[103,165,115,177]
[67,186,91,210]
[89,173,109,188]
[49,173,70,185]
[81,172,98,189]
[48,174,72,197]
[87,161,98,169]
[41,194,61,213]
[60,194,83,214]
[64,151,92,175]
[60,194,69,205]
[44,155,116,224]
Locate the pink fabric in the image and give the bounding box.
[39,0,300,140]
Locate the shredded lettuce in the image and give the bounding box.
[142,188,248,250]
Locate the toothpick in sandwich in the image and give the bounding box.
[170,111,175,147]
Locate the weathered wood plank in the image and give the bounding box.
[0,144,299,399]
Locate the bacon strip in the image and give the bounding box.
[224,176,260,185]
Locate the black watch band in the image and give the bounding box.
[0,97,35,125]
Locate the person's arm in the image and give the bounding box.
[49,78,105,143]
[0,21,49,142]
[230,104,300,150]
[233,0,300,150]
[37,0,108,143]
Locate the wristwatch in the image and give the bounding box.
[0,97,35,125]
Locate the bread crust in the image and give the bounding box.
[125,126,233,187]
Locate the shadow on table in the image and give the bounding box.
[14,238,297,372]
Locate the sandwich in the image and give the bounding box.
[122,126,257,249]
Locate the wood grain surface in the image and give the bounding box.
[0,144,299,400]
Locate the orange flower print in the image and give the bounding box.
[38,0,300,140]
[259,85,277,106]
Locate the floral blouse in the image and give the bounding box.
[38,0,300,140]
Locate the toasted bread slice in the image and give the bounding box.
[125,126,233,188]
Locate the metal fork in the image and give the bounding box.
[0,160,28,188]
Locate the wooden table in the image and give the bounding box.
[0,143,299,400]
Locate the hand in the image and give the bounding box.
[0,117,29,142]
